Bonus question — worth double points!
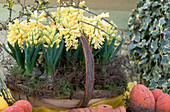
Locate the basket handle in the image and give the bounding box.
[78,33,95,108]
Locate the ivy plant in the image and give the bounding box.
[128,0,169,93]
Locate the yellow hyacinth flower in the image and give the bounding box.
[26,27,43,46]
[59,28,70,35]
[70,29,81,37]
[62,18,69,27]
[38,11,45,19]
[42,25,62,48]
[7,19,29,48]
[60,7,69,16]
[51,12,59,17]
[30,10,46,22]
[79,1,86,7]
[69,7,79,13]
[46,38,51,45]
[6,1,120,51]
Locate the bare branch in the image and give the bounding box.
[8,0,13,22]
[43,9,56,24]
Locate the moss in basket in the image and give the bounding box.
[4,0,128,97]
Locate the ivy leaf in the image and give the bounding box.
[128,42,136,50]
[152,1,159,7]
[143,0,151,8]
[162,55,169,64]
[138,39,146,47]
[145,11,151,15]
[163,47,170,53]
[140,23,148,31]
[162,5,168,11]
[145,17,151,23]
[150,80,157,89]
[153,19,158,26]
[161,38,169,47]
[137,0,143,3]
[146,37,151,45]
[164,31,170,40]
[155,10,161,16]
[166,81,170,87]
[154,73,160,80]
[134,33,141,42]
[128,17,133,25]
[151,30,159,36]
[144,75,150,81]
[158,79,167,87]
[154,53,160,61]
[139,58,148,65]
[159,17,166,26]
[141,51,147,59]
[150,38,158,52]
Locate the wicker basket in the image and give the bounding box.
[6,34,122,109]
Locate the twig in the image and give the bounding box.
[0,23,7,30]
[43,10,56,24]
[77,0,80,6]
[8,1,12,22]
[24,0,26,5]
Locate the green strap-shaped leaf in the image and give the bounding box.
[107,35,116,59]
[47,45,52,68]
[93,49,102,57]
[110,37,123,59]
[31,44,41,70]
[3,43,14,58]
[77,46,84,64]
[24,41,26,50]
[103,37,108,61]
[74,40,81,58]
[52,43,57,61]
[24,41,29,71]
[50,45,54,65]
[14,42,25,69]
[25,46,31,74]
[7,42,16,59]
[54,39,64,68]
[41,42,47,60]
[30,44,35,59]
[41,42,45,53]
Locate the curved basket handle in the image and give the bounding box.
[78,33,95,108]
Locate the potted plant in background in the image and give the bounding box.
[128,0,169,93]
[2,0,130,109]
